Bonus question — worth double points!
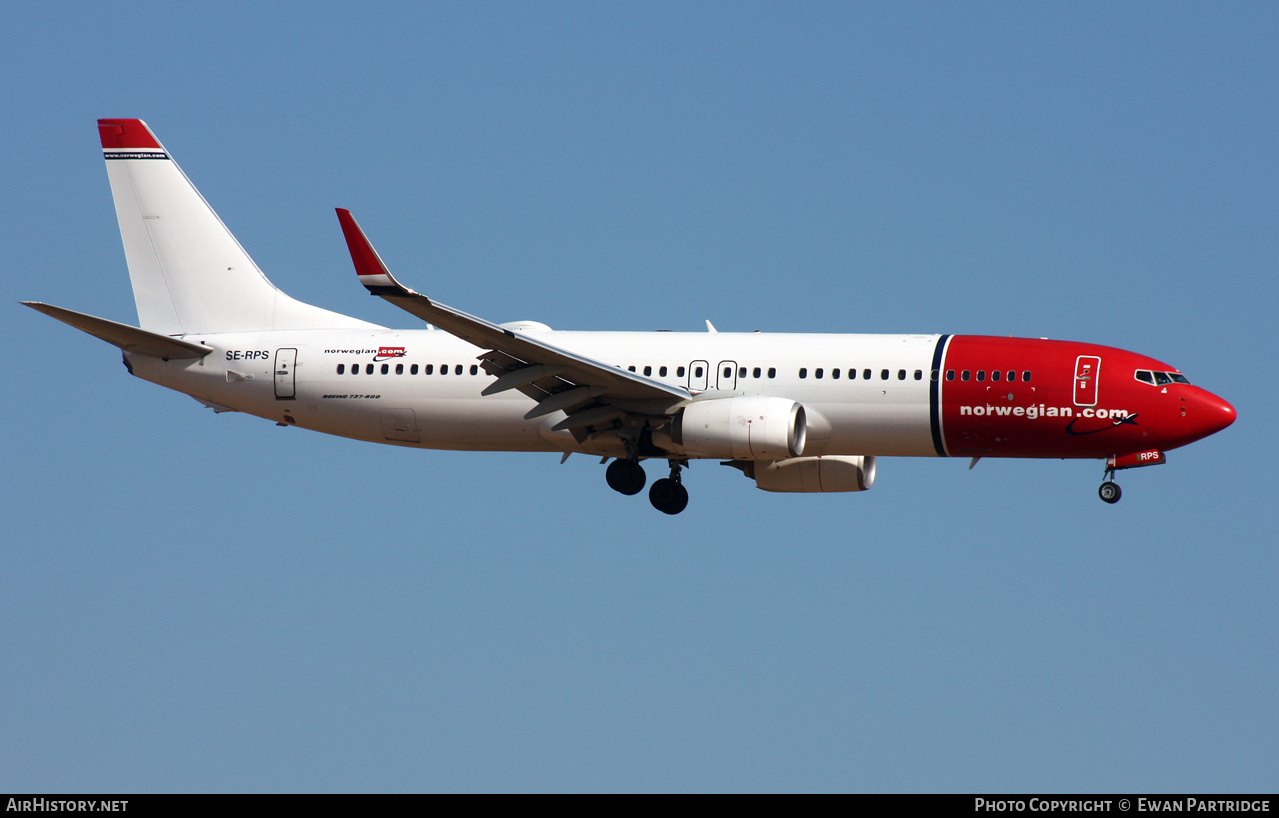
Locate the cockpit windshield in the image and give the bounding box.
[1135,369,1190,386]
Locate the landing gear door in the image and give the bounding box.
[1074,355,1100,407]
[274,348,297,400]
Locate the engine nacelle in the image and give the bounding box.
[751,455,877,493]
[671,396,806,461]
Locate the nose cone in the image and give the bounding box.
[1193,389,1236,439]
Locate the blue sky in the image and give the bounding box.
[3,2,1276,792]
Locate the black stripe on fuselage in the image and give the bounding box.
[930,334,951,457]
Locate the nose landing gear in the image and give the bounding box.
[1097,450,1166,504]
[1098,461,1122,504]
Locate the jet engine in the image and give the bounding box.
[739,455,877,492]
[669,396,806,461]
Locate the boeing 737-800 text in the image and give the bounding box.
[23,120,1236,514]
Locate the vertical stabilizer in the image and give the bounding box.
[98,119,376,335]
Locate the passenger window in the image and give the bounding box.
[380,364,389,374]
[752,367,761,378]
[738,367,747,378]
[694,366,703,378]
[991,370,1001,382]
[455,365,463,375]
[660,366,668,377]
[440,365,447,375]
[396,363,404,374]
[881,369,889,380]
[425,364,433,375]
[337,364,345,375]
[366,364,374,375]
[678,366,686,377]
[815,368,824,379]
[411,364,419,375]
[961,370,970,381]
[799,368,808,379]
[946,370,955,381]
[768,368,776,378]
[914,370,923,380]
[832,368,840,379]
[863,369,872,380]
[470,365,478,375]
[628,366,636,372]
[644,365,652,376]
[1022,371,1031,382]
[976,370,985,382]
[931,370,940,381]
[897,369,906,380]
[1135,370,1154,385]
[723,367,732,378]
[1007,371,1015,382]
[849,369,857,380]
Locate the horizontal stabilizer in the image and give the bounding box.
[22,302,212,359]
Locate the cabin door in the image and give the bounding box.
[1073,355,1100,407]
[274,348,297,400]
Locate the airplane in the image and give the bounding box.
[23,119,1236,514]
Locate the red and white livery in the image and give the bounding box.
[25,120,1236,513]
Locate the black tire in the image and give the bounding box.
[649,478,689,515]
[1098,481,1122,504]
[606,459,646,496]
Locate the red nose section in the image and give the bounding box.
[1195,390,1236,439]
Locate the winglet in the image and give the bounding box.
[336,208,410,295]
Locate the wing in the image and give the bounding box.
[335,210,690,433]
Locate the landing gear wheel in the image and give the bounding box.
[1098,481,1122,504]
[606,459,646,496]
[649,478,689,515]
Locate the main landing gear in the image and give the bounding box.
[605,458,689,514]
[649,461,689,515]
[605,458,646,496]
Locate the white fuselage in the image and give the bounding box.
[131,328,943,459]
